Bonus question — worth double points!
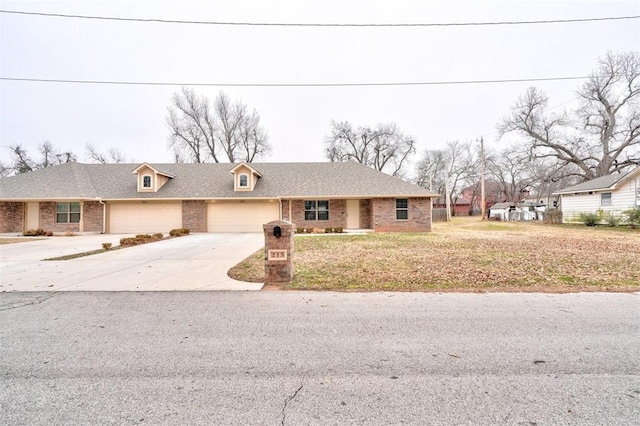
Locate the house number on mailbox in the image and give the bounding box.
[268,249,287,261]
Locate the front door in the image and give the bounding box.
[346,199,360,229]
[25,202,39,231]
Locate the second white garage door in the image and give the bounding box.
[207,202,280,232]
[109,203,182,234]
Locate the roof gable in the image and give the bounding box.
[131,163,175,178]
[229,162,262,178]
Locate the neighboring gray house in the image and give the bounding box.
[553,166,640,223]
[0,161,440,234]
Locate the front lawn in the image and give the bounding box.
[228,218,640,292]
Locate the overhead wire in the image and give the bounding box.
[0,75,591,87]
[0,9,638,27]
[0,9,622,87]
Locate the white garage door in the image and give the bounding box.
[109,203,182,234]
[207,202,279,232]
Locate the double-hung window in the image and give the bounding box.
[396,199,409,220]
[601,192,612,207]
[56,202,81,223]
[304,200,329,221]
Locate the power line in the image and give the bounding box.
[0,76,590,88]
[1,9,638,27]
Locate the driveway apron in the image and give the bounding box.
[0,233,264,291]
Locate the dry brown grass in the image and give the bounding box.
[228,217,640,292]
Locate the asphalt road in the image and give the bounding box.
[1,291,639,425]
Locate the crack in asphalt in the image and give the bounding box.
[0,293,57,311]
[281,384,303,426]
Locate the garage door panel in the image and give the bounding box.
[110,203,182,234]
[207,202,279,232]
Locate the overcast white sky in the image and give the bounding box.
[1,0,639,171]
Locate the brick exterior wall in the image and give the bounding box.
[372,197,432,232]
[39,202,79,233]
[182,200,206,232]
[83,201,103,232]
[0,202,24,233]
[281,200,291,222]
[289,199,347,230]
[360,199,372,229]
[0,201,102,234]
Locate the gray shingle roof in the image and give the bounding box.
[0,161,439,200]
[489,202,515,210]
[553,167,640,195]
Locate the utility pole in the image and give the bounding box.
[480,137,486,220]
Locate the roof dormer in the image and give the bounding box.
[132,163,175,193]
[230,163,262,192]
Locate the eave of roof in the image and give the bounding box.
[553,166,640,195]
[229,162,263,178]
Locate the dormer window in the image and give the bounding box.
[230,163,262,192]
[142,175,152,189]
[132,163,175,193]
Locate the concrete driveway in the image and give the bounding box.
[0,233,264,291]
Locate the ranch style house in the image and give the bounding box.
[0,161,440,234]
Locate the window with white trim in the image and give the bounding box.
[396,199,408,220]
[304,200,329,221]
[601,192,612,206]
[239,174,249,188]
[56,202,81,223]
[142,175,152,188]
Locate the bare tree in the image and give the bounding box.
[4,142,76,175]
[324,120,416,176]
[167,87,211,163]
[414,149,447,193]
[415,140,479,214]
[0,161,10,178]
[236,109,270,162]
[166,88,271,163]
[486,145,535,202]
[85,143,127,163]
[8,144,36,174]
[499,51,640,181]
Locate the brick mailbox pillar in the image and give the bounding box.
[263,220,294,283]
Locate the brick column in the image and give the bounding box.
[263,220,294,283]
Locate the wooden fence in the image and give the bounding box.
[432,208,448,222]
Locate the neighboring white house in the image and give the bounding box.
[553,166,640,223]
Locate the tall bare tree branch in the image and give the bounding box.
[85,143,127,163]
[166,88,271,163]
[4,142,76,175]
[324,120,415,177]
[499,51,640,181]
